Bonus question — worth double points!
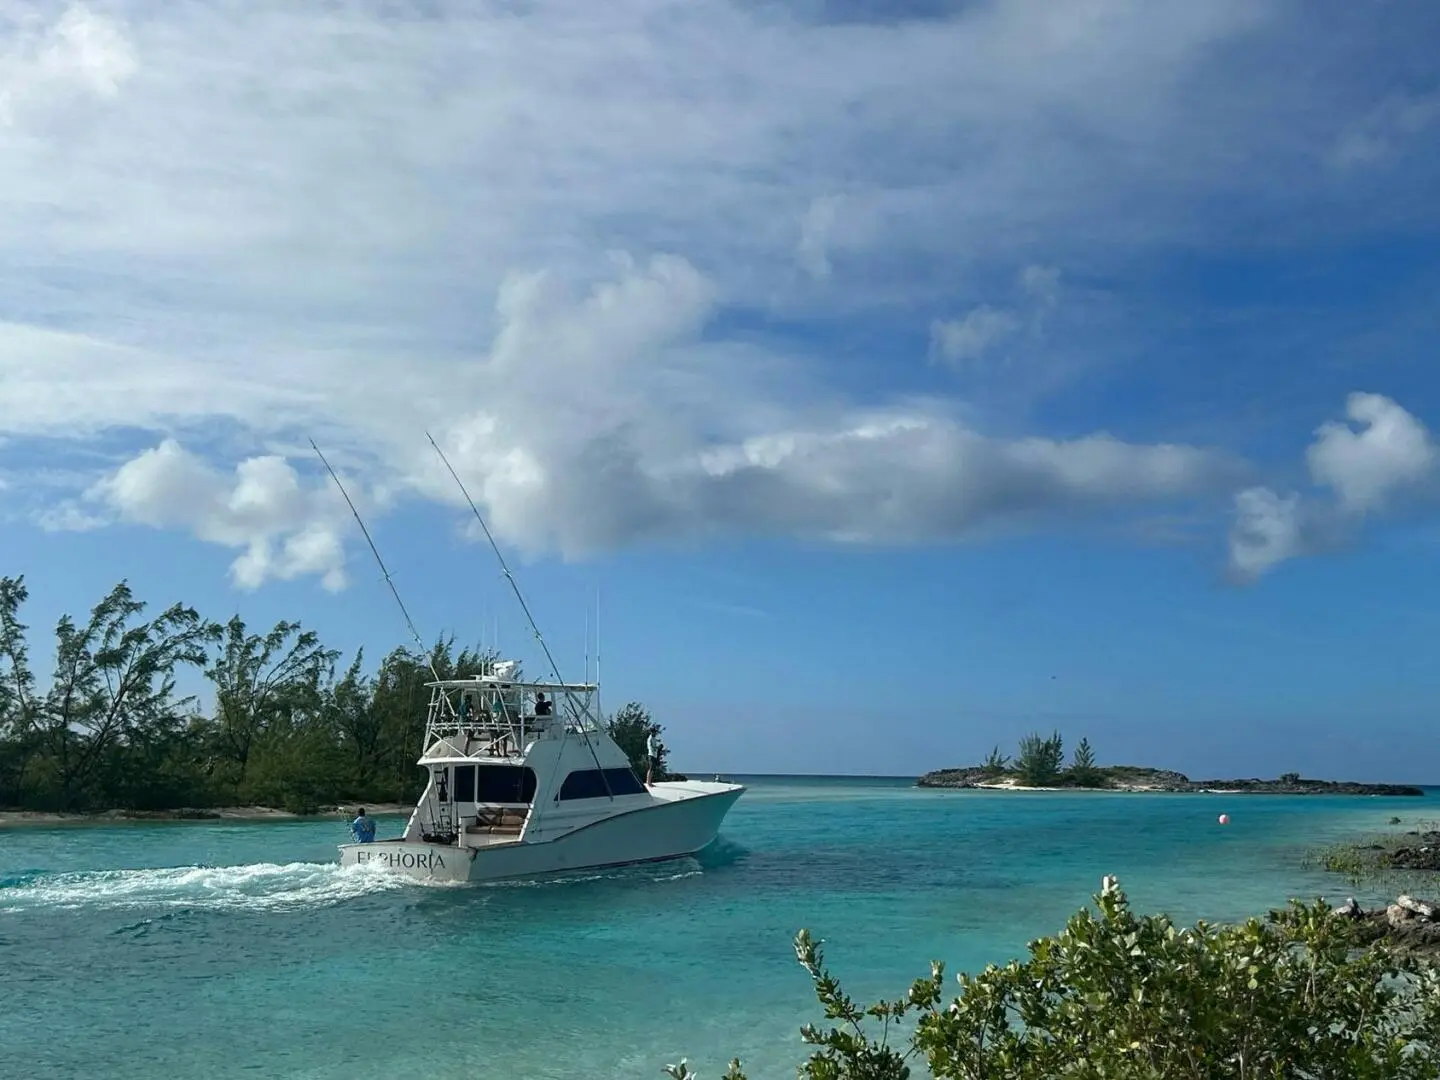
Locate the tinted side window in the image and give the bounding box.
[475,765,537,804]
[603,767,646,796]
[559,767,646,800]
[451,764,476,803]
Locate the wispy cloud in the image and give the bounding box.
[796,194,844,281]
[930,305,1024,366]
[35,501,105,532]
[929,263,1062,366]
[1330,90,1440,172]
[0,1,1436,588]
[0,3,137,126]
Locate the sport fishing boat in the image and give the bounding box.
[338,662,745,883]
[314,434,746,884]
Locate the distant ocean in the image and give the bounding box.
[0,776,1429,1079]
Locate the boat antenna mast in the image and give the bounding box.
[595,587,603,724]
[424,432,615,796]
[309,439,455,717]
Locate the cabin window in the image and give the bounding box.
[558,767,646,801]
[451,764,477,803]
[475,765,538,805]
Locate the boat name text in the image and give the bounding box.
[355,848,446,871]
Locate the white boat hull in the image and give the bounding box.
[339,781,743,884]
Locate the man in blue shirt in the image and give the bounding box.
[351,807,376,843]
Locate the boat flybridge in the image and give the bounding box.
[338,661,745,883]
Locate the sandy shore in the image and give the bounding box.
[0,803,413,828]
[962,778,1168,793]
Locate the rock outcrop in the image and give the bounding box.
[1335,894,1440,955]
[1386,831,1440,870]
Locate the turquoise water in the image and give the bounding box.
[0,776,1430,1079]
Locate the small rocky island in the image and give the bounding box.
[916,734,1424,795]
[917,766,1424,796]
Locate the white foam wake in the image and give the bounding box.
[0,860,416,914]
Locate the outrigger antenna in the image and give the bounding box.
[424,432,615,797]
[595,586,602,722]
[309,439,455,717]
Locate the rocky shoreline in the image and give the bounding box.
[916,765,1425,796]
[1336,893,1440,955]
[1386,831,1440,871]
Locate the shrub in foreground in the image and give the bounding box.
[667,876,1440,1079]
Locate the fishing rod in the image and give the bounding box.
[423,432,615,797]
[309,439,455,717]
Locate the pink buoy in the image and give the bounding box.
[1218,813,1230,825]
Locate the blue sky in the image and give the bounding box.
[2,0,1440,781]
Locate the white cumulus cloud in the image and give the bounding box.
[406,254,1244,559]
[1227,393,1438,581]
[63,440,356,591]
[1307,392,1436,514]
[24,253,1247,583]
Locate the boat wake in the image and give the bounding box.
[0,860,425,915]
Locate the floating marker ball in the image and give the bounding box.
[1218,813,1230,825]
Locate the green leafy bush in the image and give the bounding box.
[667,877,1440,1079]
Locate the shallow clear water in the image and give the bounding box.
[0,776,1428,1079]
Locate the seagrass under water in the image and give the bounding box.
[0,777,1424,1079]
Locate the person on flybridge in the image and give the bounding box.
[534,692,553,716]
[646,733,658,786]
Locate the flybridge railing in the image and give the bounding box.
[422,684,600,753]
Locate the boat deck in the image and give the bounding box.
[465,829,523,848]
[463,806,528,847]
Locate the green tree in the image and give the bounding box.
[205,616,338,791]
[0,576,674,812]
[367,645,435,801]
[980,746,1010,778]
[606,702,682,782]
[37,581,220,810]
[1014,730,1063,787]
[0,576,40,806]
[669,877,1440,1080]
[373,638,501,798]
[326,650,381,795]
[1067,736,1102,788]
